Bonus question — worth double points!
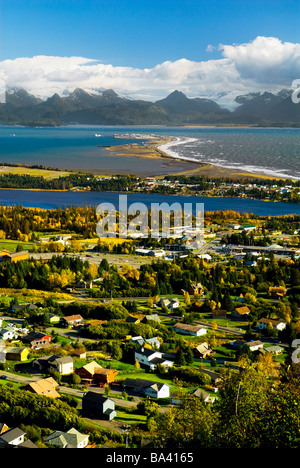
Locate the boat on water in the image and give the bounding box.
[95,134,103,137]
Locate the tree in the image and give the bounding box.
[184,292,191,306]
[87,263,98,280]
[134,359,141,371]
[147,297,154,308]
[111,342,123,361]
[154,389,216,448]
[175,348,186,367]
[185,346,194,365]
[70,373,81,385]
[213,359,271,448]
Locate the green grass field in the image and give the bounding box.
[0,240,34,252]
[0,166,72,180]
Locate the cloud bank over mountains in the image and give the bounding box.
[1,36,300,108]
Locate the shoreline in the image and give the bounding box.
[0,128,296,181]
[104,135,288,181]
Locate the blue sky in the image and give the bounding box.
[1,0,299,67]
[0,0,300,105]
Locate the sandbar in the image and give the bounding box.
[105,135,280,180]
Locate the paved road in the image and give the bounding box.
[0,370,141,408]
[29,251,153,269]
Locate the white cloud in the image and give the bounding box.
[220,36,300,85]
[0,36,299,108]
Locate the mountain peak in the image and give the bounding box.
[102,89,119,98]
[5,87,43,107]
[155,90,222,114]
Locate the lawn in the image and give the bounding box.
[115,409,147,426]
[0,166,72,180]
[116,372,180,394]
[0,240,34,252]
[0,379,22,389]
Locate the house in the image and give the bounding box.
[130,336,161,349]
[11,302,38,313]
[241,225,256,232]
[122,378,170,399]
[188,283,204,295]
[148,249,165,258]
[135,347,174,370]
[212,309,227,319]
[0,250,29,263]
[197,254,212,262]
[0,325,18,340]
[72,349,87,359]
[144,336,161,349]
[75,361,118,384]
[193,342,212,359]
[156,298,171,309]
[75,361,100,382]
[82,391,117,420]
[192,388,216,404]
[197,368,222,384]
[49,235,71,247]
[143,314,161,324]
[22,331,52,349]
[5,346,29,362]
[45,428,89,448]
[0,250,11,262]
[25,377,61,398]
[10,251,30,263]
[93,368,118,385]
[246,340,264,352]
[76,280,92,289]
[145,382,170,399]
[48,356,74,375]
[61,314,84,327]
[265,345,284,355]
[168,298,180,311]
[129,336,145,347]
[48,313,61,324]
[32,355,73,375]
[126,315,141,324]
[172,323,207,337]
[231,306,251,320]
[269,286,287,300]
[258,318,286,331]
[0,427,26,446]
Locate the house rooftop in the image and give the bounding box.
[0,427,25,444]
[45,428,88,448]
[122,378,167,391]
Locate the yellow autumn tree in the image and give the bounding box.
[87,263,98,280]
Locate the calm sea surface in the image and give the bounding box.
[1,125,300,178]
[1,125,300,214]
[0,189,299,216]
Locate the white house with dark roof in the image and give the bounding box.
[122,378,170,399]
[32,354,73,375]
[246,340,264,351]
[134,347,173,370]
[258,318,286,331]
[172,323,207,337]
[0,427,26,446]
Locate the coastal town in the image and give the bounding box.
[0,198,300,449]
